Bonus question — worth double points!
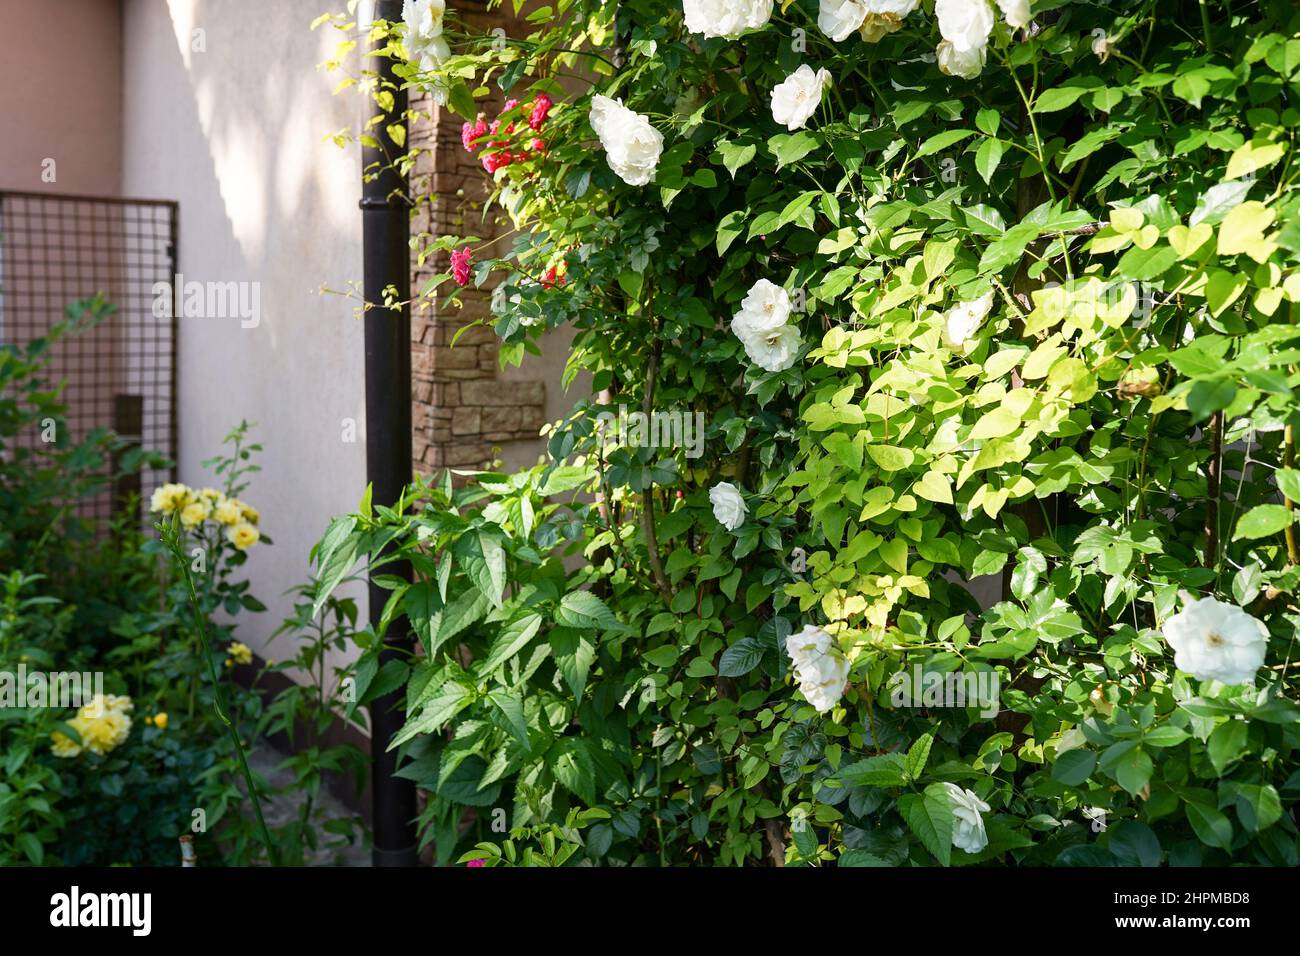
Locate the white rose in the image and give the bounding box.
[683,0,774,39]
[732,279,802,371]
[589,95,664,187]
[935,0,994,53]
[737,324,802,372]
[996,0,1032,30]
[771,65,831,131]
[403,0,447,63]
[1162,596,1268,685]
[936,40,986,79]
[866,0,920,13]
[732,279,792,338]
[944,784,991,852]
[786,625,850,713]
[818,0,867,41]
[861,0,920,41]
[709,481,748,531]
[418,36,452,73]
[940,291,994,353]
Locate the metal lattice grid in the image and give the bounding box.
[0,191,178,524]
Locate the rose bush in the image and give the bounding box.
[322,0,1300,865]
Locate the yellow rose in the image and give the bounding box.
[76,710,131,755]
[236,500,260,526]
[198,487,225,504]
[228,642,253,666]
[50,732,82,758]
[149,483,193,515]
[79,694,133,719]
[226,522,260,550]
[214,500,242,526]
[180,500,211,529]
[58,698,133,757]
[152,712,168,730]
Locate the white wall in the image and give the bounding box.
[121,0,369,674]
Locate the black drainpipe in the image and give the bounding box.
[361,0,418,867]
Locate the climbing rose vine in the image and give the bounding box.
[320,0,1300,866]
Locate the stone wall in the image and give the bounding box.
[408,3,548,474]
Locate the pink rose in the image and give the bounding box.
[451,246,472,287]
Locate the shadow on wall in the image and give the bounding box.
[122,0,368,673]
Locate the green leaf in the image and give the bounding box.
[717,637,764,677]
[970,407,1020,441]
[866,444,914,471]
[556,590,628,631]
[549,627,596,697]
[15,832,44,865]
[1058,127,1119,172]
[1101,741,1153,795]
[428,586,490,656]
[914,470,954,505]
[768,131,819,168]
[1108,820,1162,866]
[716,210,746,256]
[1232,504,1296,541]
[480,613,544,672]
[1051,749,1096,786]
[715,139,757,178]
[963,203,1006,236]
[916,129,975,159]
[1035,85,1091,112]
[1191,180,1253,227]
[974,138,1004,185]
[905,732,934,781]
[979,222,1040,273]
[898,784,953,865]
[642,645,680,668]
[1233,784,1282,832]
[478,532,507,606]
[312,516,360,616]
[391,685,472,748]
[839,753,909,787]
[838,849,892,866]
[1143,725,1190,748]
[1232,563,1264,605]
[538,464,592,496]
[1185,378,1236,423]
[549,739,596,804]
[1217,201,1275,258]
[1226,138,1285,181]
[1207,720,1248,774]
[487,689,531,748]
[1184,794,1234,850]
[1204,269,1248,317]
[1275,468,1300,503]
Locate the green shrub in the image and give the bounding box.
[319,0,1300,865]
[0,314,367,864]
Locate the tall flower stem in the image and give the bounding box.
[160,517,278,865]
[1285,424,1299,565]
[1205,411,1223,569]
